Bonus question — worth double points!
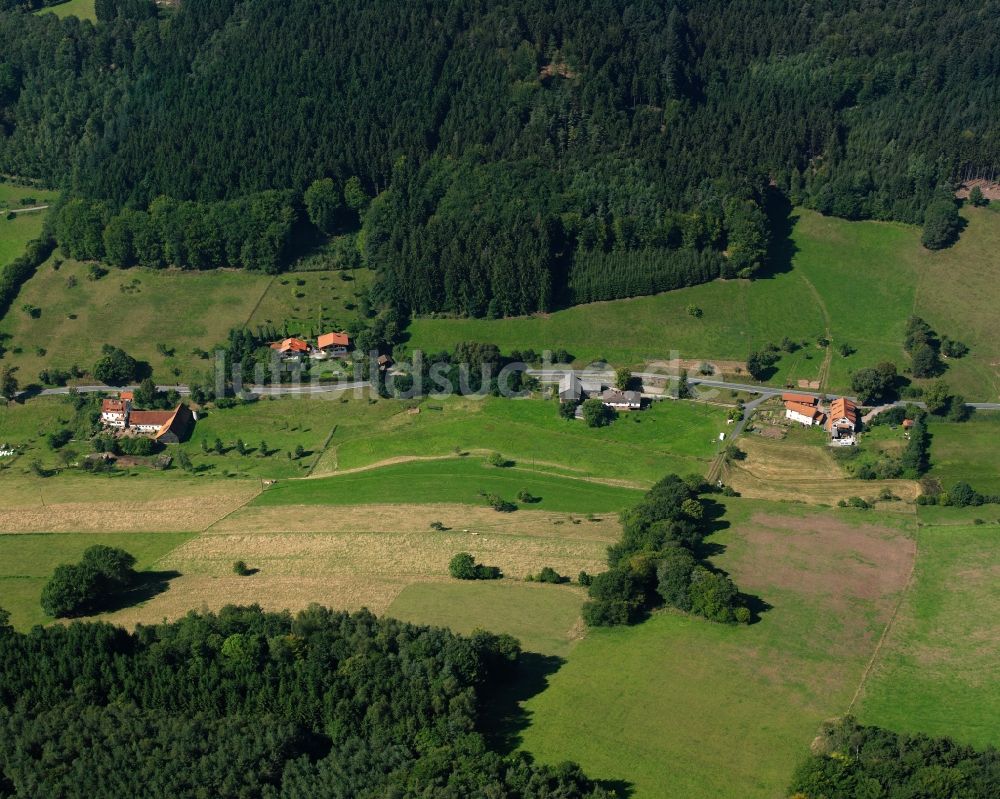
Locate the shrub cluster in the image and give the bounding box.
[448,552,503,581]
[582,474,750,627]
[39,545,137,617]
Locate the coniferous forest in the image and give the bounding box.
[0,0,998,315]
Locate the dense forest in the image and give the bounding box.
[1,0,997,314]
[0,604,611,798]
[790,717,1000,798]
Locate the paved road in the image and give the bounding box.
[18,372,1000,410]
[7,205,49,214]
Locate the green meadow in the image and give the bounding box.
[408,207,1000,399]
[926,413,1000,495]
[0,183,53,269]
[387,580,586,658]
[33,0,97,21]
[0,531,193,630]
[253,457,644,513]
[858,518,1000,748]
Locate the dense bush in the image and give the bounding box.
[448,552,503,581]
[92,346,139,386]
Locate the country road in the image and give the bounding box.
[15,371,1000,410]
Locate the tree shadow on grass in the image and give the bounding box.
[478,651,635,797]
[91,570,182,615]
[478,652,564,755]
[757,187,800,279]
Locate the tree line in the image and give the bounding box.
[0,604,612,797]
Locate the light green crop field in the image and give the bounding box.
[408,207,1000,399]
[926,413,1000,495]
[0,531,193,630]
[858,518,1000,747]
[387,580,586,658]
[0,259,272,383]
[516,498,917,799]
[253,457,644,513]
[33,0,97,22]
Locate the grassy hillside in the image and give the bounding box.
[514,499,916,799]
[408,207,1000,400]
[0,183,54,269]
[253,457,643,513]
[858,518,1000,747]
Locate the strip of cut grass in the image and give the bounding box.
[33,0,96,21]
[253,457,644,513]
[0,531,193,630]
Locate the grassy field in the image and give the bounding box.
[246,268,373,333]
[253,457,644,513]
[0,258,372,385]
[0,531,193,630]
[926,413,1000,495]
[0,259,272,383]
[408,207,1000,399]
[513,498,916,799]
[0,183,54,270]
[858,518,1000,747]
[33,0,96,21]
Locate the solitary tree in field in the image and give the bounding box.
[0,367,18,400]
[614,367,632,391]
[921,200,961,250]
[258,440,268,457]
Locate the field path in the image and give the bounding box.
[798,272,833,389]
[846,533,919,713]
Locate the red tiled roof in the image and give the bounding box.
[785,401,823,420]
[128,409,174,427]
[270,337,310,354]
[153,404,194,441]
[119,391,134,401]
[826,397,858,430]
[317,332,350,349]
[102,399,127,413]
[781,392,817,405]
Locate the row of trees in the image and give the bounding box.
[56,192,297,273]
[583,474,751,627]
[0,604,611,797]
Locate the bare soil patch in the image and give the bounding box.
[737,513,914,606]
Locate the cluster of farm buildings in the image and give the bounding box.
[782,392,859,444]
[100,393,194,444]
[558,373,643,412]
[270,332,393,369]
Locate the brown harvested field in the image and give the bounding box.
[163,527,609,581]
[0,482,261,533]
[97,502,616,625]
[208,502,622,541]
[97,574,417,628]
[725,435,920,506]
